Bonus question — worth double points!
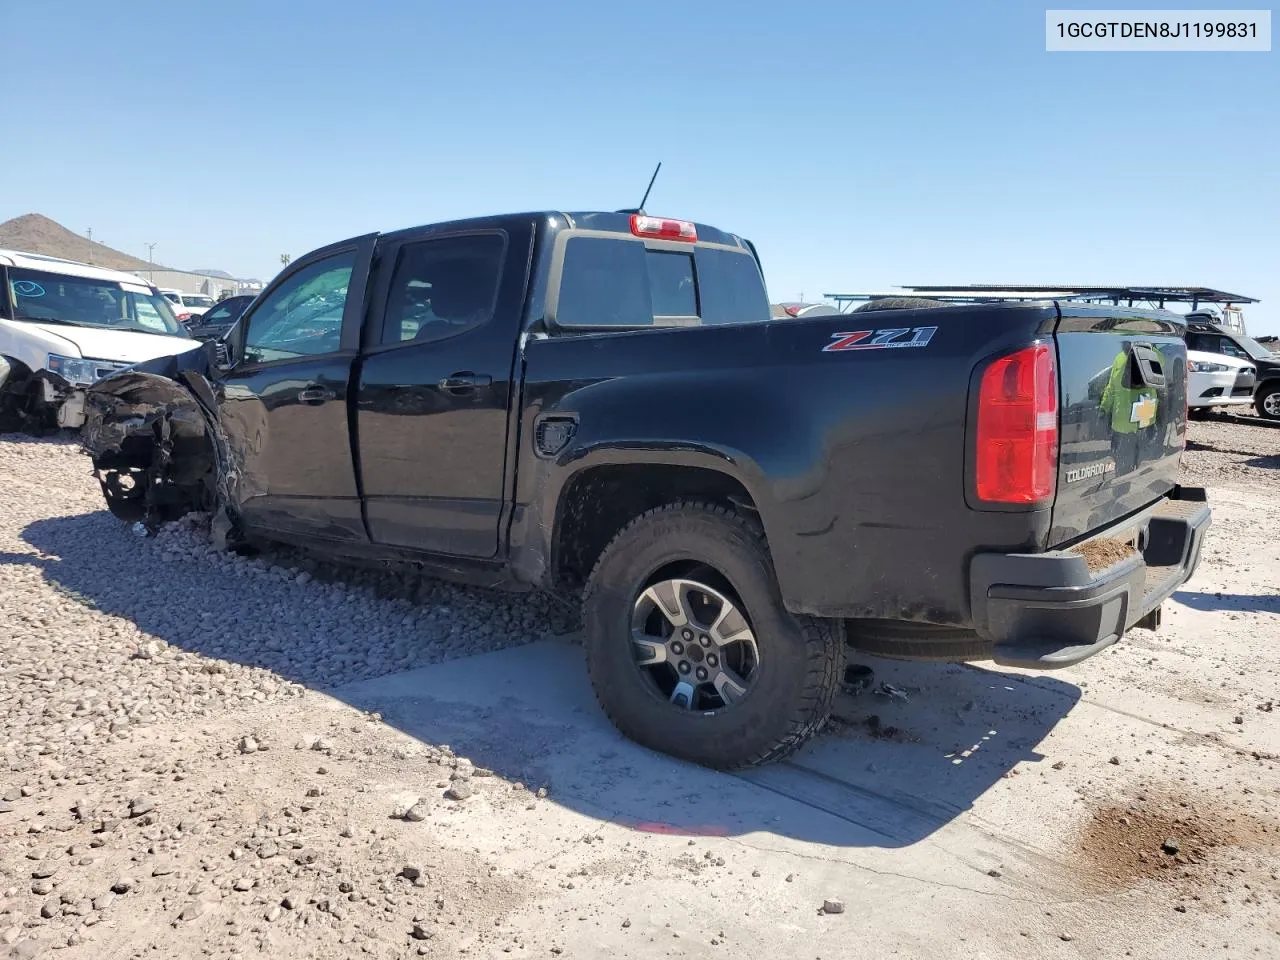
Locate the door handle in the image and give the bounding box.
[297,384,335,404]
[1130,344,1166,388]
[438,373,492,394]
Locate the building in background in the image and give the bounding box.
[132,268,265,300]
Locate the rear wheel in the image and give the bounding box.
[1256,384,1280,421]
[582,501,843,769]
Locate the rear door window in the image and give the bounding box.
[379,234,506,345]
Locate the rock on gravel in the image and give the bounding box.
[404,800,431,822]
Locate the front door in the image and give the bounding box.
[355,223,532,558]
[219,236,375,543]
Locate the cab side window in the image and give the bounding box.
[242,252,355,363]
[380,234,506,346]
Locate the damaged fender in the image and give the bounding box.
[80,343,242,532]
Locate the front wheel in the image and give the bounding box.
[581,501,843,769]
[1256,384,1280,421]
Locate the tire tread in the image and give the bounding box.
[581,500,843,769]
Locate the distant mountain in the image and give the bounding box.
[194,268,265,284]
[0,213,166,273]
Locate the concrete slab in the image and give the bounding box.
[333,625,1280,959]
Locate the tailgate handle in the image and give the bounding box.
[1130,344,1166,388]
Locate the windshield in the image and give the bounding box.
[1237,336,1276,361]
[8,267,187,337]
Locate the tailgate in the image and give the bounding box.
[1051,306,1187,545]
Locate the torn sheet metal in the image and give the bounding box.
[80,341,238,532]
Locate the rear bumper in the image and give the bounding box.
[969,486,1210,669]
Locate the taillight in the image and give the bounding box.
[975,343,1058,504]
[630,214,697,242]
[784,305,802,317]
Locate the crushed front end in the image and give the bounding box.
[80,351,227,530]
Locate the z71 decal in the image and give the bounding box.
[822,326,938,353]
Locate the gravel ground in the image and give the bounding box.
[0,416,1278,959]
[1183,410,1280,490]
[0,433,570,958]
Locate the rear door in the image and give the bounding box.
[354,219,534,558]
[1052,305,1187,544]
[218,236,375,543]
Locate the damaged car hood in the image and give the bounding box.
[15,321,196,364]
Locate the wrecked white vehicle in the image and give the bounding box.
[0,250,195,430]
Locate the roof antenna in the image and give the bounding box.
[617,162,662,215]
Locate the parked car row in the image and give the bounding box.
[0,250,198,429]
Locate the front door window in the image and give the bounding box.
[242,252,356,363]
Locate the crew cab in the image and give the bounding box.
[79,211,1210,769]
[0,249,195,430]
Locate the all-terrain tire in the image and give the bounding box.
[581,501,843,770]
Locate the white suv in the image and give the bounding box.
[1,250,196,430]
[159,289,216,322]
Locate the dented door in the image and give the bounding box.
[219,236,376,543]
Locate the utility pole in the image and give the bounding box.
[280,253,291,267]
[145,242,158,283]
[86,228,94,264]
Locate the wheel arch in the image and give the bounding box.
[538,449,771,593]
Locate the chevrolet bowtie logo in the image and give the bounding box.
[1130,394,1158,428]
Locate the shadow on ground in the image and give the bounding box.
[1245,454,1280,470]
[1202,411,1280,430]
[1174,590,1280,614]
[11,512,1083,850]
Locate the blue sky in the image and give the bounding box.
[4,1,1277,332]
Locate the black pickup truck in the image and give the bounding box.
[81,210,1210,769]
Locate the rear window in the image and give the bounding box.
[694,247,771,324]
[554,236,769,329]
[646,251,697,318]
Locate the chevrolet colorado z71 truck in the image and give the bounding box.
[80,211,1210,769]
